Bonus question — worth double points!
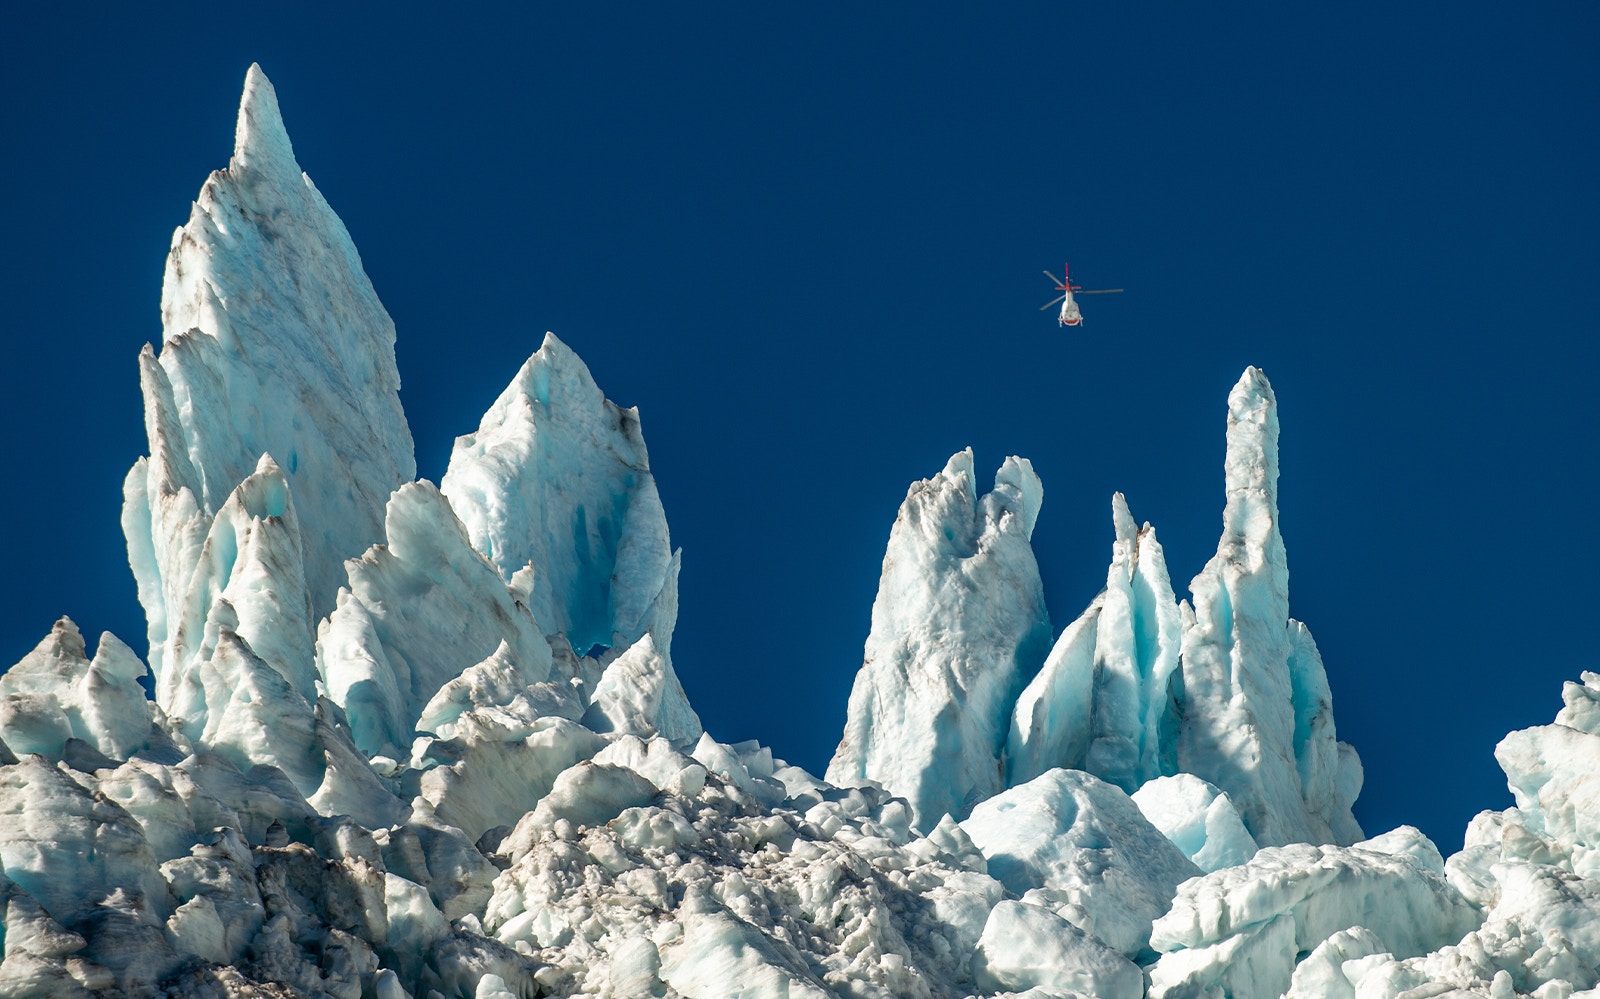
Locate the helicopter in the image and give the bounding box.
[1041,263,1123,326]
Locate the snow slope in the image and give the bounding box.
[1,65,1596,999]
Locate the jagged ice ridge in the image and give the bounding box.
[2,65,1597,999]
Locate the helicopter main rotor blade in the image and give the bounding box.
[1075,289,1125,295]
[1043,270,1064,286]
[1039,294,1067,310]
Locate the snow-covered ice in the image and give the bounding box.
[828,449,1052,830]
[1008,493,1183,793]
[123,65,415,688]
[1171,368,1364,849]
[1495,670,1600,879]
[0,618,169,762]
[319,480,554,760]
[440,333,679,666]
[971,900,1143,998]
[961,768,1199,957]
[2,63,1598,999]
[842,372,1364,855]
[1146,831,1480,998]
[1131,773,1260,873]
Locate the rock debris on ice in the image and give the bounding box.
[3,63,1598,999]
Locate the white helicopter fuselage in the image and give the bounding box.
[1058,290,1083,326]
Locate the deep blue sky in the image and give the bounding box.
[3,5,1596,853]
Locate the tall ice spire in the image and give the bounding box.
[827,450,1053,831]
[123,64,416,701]
[1175,367,1362,846]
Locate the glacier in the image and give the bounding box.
[1,64,1597,999]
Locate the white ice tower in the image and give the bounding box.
[1008,491,1184,792]
[833,367,1362,851]
[1010,368,1363,847]
[312,288,693,767]
[114,66,415,825]
[440,332,680,668]
[123,65,415,712]
[1175,367,1363,847]
[827,450,1052,830]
